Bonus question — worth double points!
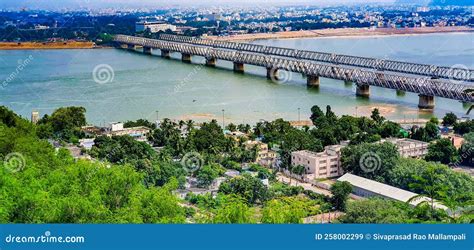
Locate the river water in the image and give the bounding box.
[0,32,472,125]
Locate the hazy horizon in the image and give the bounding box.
[0,0,397,10]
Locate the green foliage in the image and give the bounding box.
[196,164,225,188]
[338,198,411,223]
[442,112,458,127]
[459,132,474,166]
[37,106,87,141]
[0,108,185,223]
[218,174,269,204]
[212,195,254,224]
[341,142,399,182]
[268,182,304,198]
[330,181,352,211]
[123,119,156,129]
[387,158,474,202]
[261,196,319,223]
[248,164,274,180]
[410,121,439,142]
[370,108,385,124]
[425,138,460,165]
[454,120,474,135]
[90,135,185,187]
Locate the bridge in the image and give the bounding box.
[113,34,474,109]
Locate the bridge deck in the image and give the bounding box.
[158,34,474,82]
[113,35,473,103]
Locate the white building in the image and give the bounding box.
[291,144,346,179]
[378,138,429,158]
[338,173,447,210]
[107,122,150,142]
[135,21,177,33]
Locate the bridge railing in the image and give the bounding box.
[113,35,473,102]
[157,34,474,82]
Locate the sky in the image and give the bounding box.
[0,0,397,10]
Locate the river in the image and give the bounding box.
[0,32,472,125]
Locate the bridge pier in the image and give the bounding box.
[143,47,152,55]
[182,53,192,63]
[267,67,279,80]
[206,58,216,67]
[356,85,370,98]
[307,75,320,87]
[418,95,435,109]
[233,62,244,73]
[127,44,136,50]
[161,49,170,58]
[396,90,406,96]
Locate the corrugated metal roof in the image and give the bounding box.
[338,173,447,210]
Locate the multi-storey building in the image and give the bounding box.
[291,144,345,179]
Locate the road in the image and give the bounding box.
[276,174,332,197]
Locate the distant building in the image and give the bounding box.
[79,138,95,150]
[110,122,124,132]
[135,21,177,33]
[244,140,277,167]
[107,122,150,142]
[338,173,447,210]
[378,138,429,158]
[291,144,346,179]
[31,111,39,124]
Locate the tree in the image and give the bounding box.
[408,165,450,219]
[226,123,237,132]
[212,195,254,224]
[37,106,87,141]
[218,174,269,204]
[261,196,318,223]
[338,198,410,223]
[425,138,460,165]
[341,142,399,182]
[196,164,223,188]
[124,119,156,129]
[370,108,385,124]
[459,132,474,166]
[442,113,458,127]
[454,120,474,135]
[330,181,352,211]
[310,105,325,126]
[387,158,474,200]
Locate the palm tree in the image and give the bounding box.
[407,166,448,219]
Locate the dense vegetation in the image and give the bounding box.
[1,105,472,224]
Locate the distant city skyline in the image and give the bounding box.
[0,0,399,10]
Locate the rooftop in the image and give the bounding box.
[338,173,447,210]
